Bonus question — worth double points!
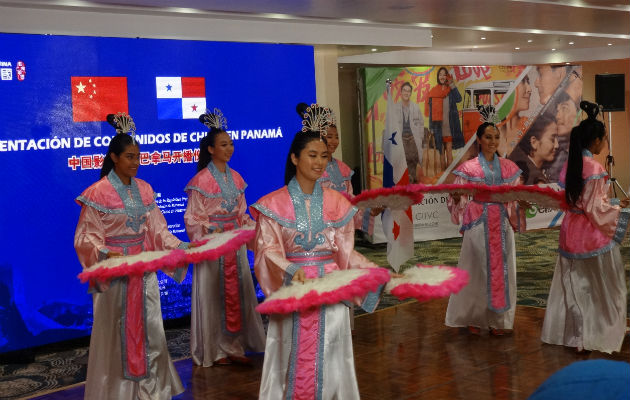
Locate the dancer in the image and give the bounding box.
[445,121,527,336]
[299,103,380,234]
[74,113,188,400]
[184,109,265,366]
[541,101,629,353]
[252,111,384,399]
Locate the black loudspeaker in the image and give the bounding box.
[595,74,625,111]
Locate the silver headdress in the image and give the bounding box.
[107,112,137,138]
[199,108,228,131]
[477,105,499,124]
[326,110,337,127]
[301,103,332,139]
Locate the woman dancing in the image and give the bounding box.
[541,101,629,353]
[184,109,265,366]
[74,113,188,399]
[445,121,527,336]
[252,113,384,399]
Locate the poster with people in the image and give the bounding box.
[362,65,582,241]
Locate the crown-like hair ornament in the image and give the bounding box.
[326,110,337,128]
[301,103,331,139]
[477,105,499,124]
[107,112,136,136]
[200,108,228,130]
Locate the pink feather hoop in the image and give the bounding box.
[77,248,187,284]
[256,267,391,314]
[386,264,469,302]
[407,183,568,210]
[183,227,255,264]
[77,227,256,284]
[352,183,567,210]
[352,186,424,210]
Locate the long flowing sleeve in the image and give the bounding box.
[447,175,470,225]
[253,214,293,296]
[184,189,212,242]
[146,206,188,282]
[506,177,527,233]
[333,217,377,271]
[74,205,108,270]
[237,193,255,228]
[582,178,630,242]
[332,215,382,312]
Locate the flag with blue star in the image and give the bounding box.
[156,76,206,119]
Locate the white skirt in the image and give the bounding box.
[445,221,517,330]
[541,246,627,353]
[259,303,360,400]
[190,245,266,366]
[84,272,184,400]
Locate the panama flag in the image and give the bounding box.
[381,83,414,272]
[156,77,206,119]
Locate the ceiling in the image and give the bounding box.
[0,0,628,59]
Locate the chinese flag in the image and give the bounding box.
[71,77,128,122]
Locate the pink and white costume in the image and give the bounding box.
[74,170,187,400]
[541,151,629,353]
[184,162,265,366]
[319,158,374,235]
[445,153,526,331]
[251,178,382,400]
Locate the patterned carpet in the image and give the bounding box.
[1,229,628,399]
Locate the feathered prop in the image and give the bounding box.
[386,264,469,302]
[352,186,425,210]
[77,248,187,284]
[183,227,255,264]
[406,183,568,210]
[352,183,567,210]
[256,267,391,314]
[78,228,256,284]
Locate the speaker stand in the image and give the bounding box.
[605,111,629,199]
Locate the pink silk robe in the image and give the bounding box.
[319,158,374,235]
[251,178,382,400]
[184,162,265,367]
[74,171,186,400]
[541,152,630,353]
[445,154,526,331]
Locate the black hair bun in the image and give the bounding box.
[296,102,309,117]
[106,114,118,128]
[579,100,600,120]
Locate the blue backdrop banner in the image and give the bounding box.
[0,33,315,353]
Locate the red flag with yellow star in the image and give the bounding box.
[71,76,128,122]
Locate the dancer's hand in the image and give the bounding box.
[370,206,385,216]
[620,198,630,208]
[292,268,306,284]
[451,192,462,203]
[518,200,531,210]
[107,251,123,258]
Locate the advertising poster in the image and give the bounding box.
[362,65,582,242]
